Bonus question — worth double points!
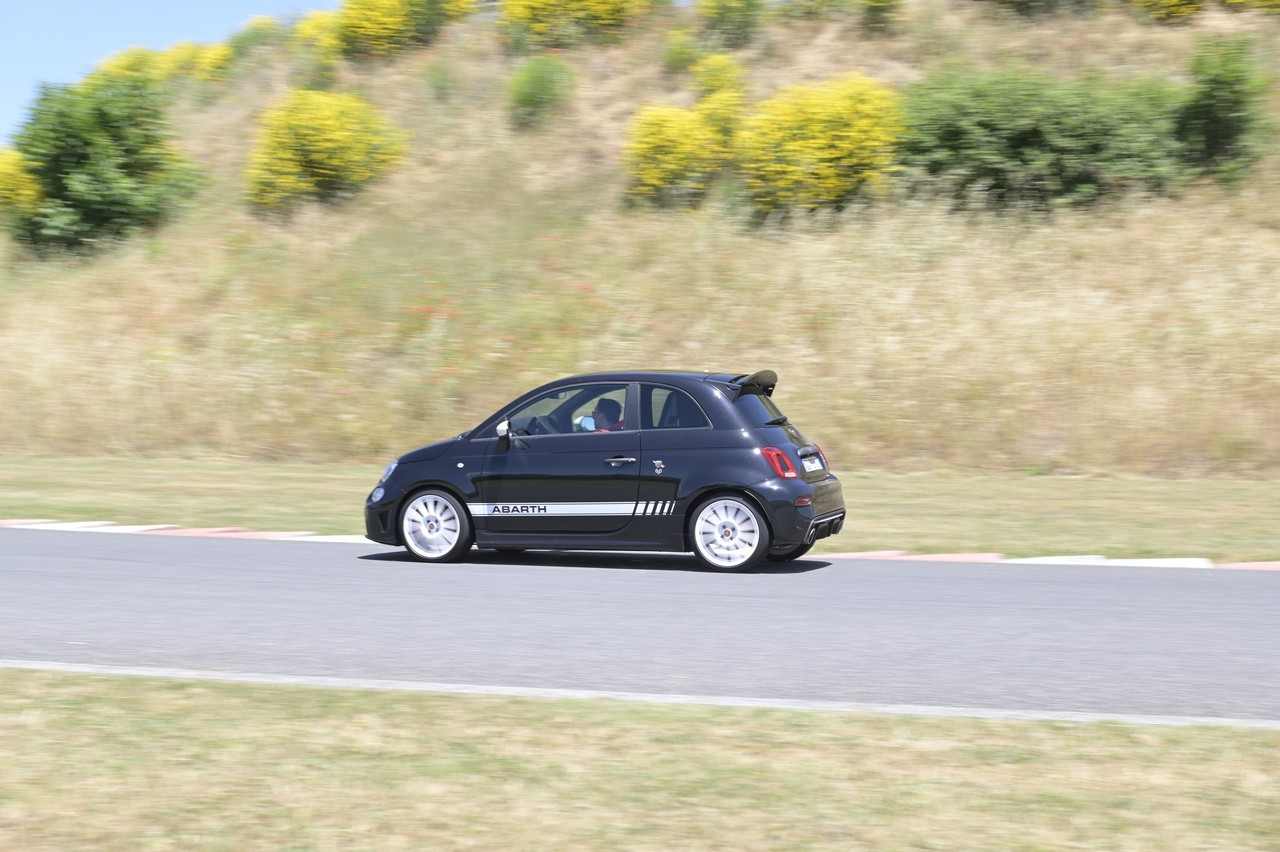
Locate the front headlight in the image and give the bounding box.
[379,461,398,484]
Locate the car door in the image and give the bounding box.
[480,383,641,534]
[634,383,716,532]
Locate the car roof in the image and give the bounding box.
[551,370,778,397]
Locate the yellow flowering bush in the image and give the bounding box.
[690,54,745,146]
[246,89,406,210]
[624,104,721,206]
[339,0,415,56]
[154,42,204,79]
[691,53,744,99]
[736,73,903,215]
[1223,0,1280,10]
[294,11,345,58]
[90,47,158,82]
[192,44,235,82]
[1133,0,1201,21]
[338,0,473,56]
[0,149,42,216]
[500,0,651,47]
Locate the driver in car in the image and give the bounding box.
[592,398,623,432]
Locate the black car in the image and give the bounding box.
[365,370,845,572]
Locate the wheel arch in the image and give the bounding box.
[680,486,774,553]
[393,480,473,546]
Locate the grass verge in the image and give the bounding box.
[0,456,1276,560]
[1,668,1277,849]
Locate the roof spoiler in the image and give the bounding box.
[727,369,778,400]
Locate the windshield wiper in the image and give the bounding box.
[764,415,789,426]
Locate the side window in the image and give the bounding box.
[644,385,710,430]
[507,383,629,436]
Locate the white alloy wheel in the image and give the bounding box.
[690,496,771,572]
[400,489,471,562]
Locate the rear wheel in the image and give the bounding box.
[766,542,814,562]
[400,489,472,562]
[689,496,771,573]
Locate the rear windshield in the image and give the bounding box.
[734,392,788,427]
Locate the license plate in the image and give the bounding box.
[802,456,823,472]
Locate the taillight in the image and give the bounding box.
[814,444,829,468]
[762,447,798,479]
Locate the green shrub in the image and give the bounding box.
[736,73,903,216]
[407,0,476,44]
[246,89,406,210]
[229,15,284,58]
[862,0,899,32]
[500,0,651,49]
[662,28,703,75]
[975,0,1096,15]
[508,55,574,128]
[9,74,195,250]
[624,104,722,206]
[901,70,1187,208]
[778,0,854,18]
[696,0,764,47]
[1176,36,1265,175]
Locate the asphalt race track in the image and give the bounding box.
[3,528,1279,725]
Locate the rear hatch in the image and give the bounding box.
[727,372,832,486]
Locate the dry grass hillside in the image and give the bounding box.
[2,2,1279,474]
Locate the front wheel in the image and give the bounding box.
[766,542,814,562]
[689,496,771,573]
[400,489,472,562]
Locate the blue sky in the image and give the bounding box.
[2,0,340,144]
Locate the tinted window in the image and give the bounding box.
[734,392,787,427]
[507,383,629,435]
[643,385,710,430]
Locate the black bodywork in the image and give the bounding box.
[365,370,845,562]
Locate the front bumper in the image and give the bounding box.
[365,491,398,546]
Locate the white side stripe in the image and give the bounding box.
[465,501,680,518]
[467,503,638,517]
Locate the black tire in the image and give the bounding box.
[766,542,814,562]
[688,495,772,573]
[400,489,473,562]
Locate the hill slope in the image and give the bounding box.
[2,4,1279,474]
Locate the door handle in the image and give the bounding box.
[605,456,637,466]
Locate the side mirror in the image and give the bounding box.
[496,420,510,438]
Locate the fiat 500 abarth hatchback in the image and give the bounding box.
[365,370,845,572]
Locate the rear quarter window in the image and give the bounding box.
[734,392,787,427]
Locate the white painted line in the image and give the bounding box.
[2,659,1277,730]
[82,525,180,533]
[289,535,375,543]
[1003,556,1215,568]
[5,521,118,530]
[1106,558,1216,568]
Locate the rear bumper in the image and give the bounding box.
[764,474,845,548]
[804,510,845,545]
